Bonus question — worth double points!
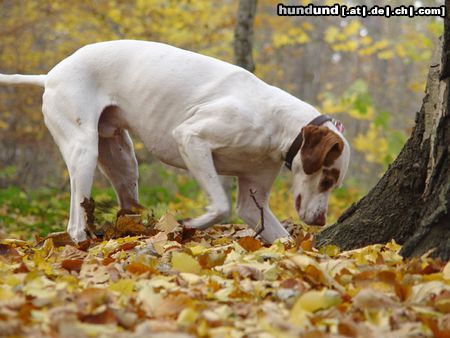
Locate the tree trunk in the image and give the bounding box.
[234,0,257,72]
[317,7,450,260]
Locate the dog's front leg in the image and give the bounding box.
[237,175,290,243]
[172,125,230,230]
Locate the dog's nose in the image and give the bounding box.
[312,213,326,226]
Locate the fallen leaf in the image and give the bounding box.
[238,236,262,252]
[156,214,180,233]
[61,259,83,272]
[171,251,202,274]
[291,289,341,313]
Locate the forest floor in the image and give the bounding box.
[1,212,450,338]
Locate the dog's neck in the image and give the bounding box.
[270,96,321,163]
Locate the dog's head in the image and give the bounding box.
[290,125,350,226]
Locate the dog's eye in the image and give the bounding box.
[320,179,333,191]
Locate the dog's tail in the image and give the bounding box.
[0,74,46,87]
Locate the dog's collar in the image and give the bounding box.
[284,114,344,170]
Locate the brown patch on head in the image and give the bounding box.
[300,125,344,175]
[319,168,340,192]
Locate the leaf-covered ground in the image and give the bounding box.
[1,213,450,338]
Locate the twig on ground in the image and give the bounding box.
[249,189,264,237]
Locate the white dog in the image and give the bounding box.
[0,40,350,243]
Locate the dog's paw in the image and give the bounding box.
[67,228,88,243]
[181,218,210,230]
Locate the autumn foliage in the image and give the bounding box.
[1,213,450,337]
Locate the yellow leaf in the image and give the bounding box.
[395,45,408,58]
[290,255,344,292]
[291,289,341,313]
[325,27,340,43]
[188,244,210,256]
[179,272,202,285]
[373,39,390,50]
[409,81,425,93]
[171,251,202,274]
[24,276,57,300]
[319,245,340,257]
[443,261,450,280]
[385,239,401,252]
[73,323,119,336]
[137,285,162,317]
[177,308,199,327]
[0,285,16,301]
[361,36,373,46]
[344,20,361,36]
[109,279,135,296]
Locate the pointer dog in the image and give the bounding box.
[0,40,350,243]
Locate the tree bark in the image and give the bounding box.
[317,9,450,260]
[234,0,257,72]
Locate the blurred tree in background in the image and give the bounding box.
[0,0,443,237]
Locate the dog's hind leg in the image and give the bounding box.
[42,89,100,243]
[98,130,141,211]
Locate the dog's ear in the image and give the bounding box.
[300,125,344,175]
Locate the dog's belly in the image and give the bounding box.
[99,101,274,175]
[139,136,276,176]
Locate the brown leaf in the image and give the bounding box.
[37,231,75,247]
[300,238,314,251]
[377,270,397,284]
[338,319,373,338]
[295,230,315,251]
[126,262,154,275]
[105,215,154,239]
[102,256,115,266]
[61,259,83,272]
[280,278,305,291]
[302,330,330,338]
[0,243,20,256]
[13,262,29,273]
[434,291,450,313]
[420,315,450,338]
[238,236,262,252]
[394,281,413,302]
[17,302,34,323]
[108,241,138,257]
[80,197,95,226]
[77,239,92,251]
